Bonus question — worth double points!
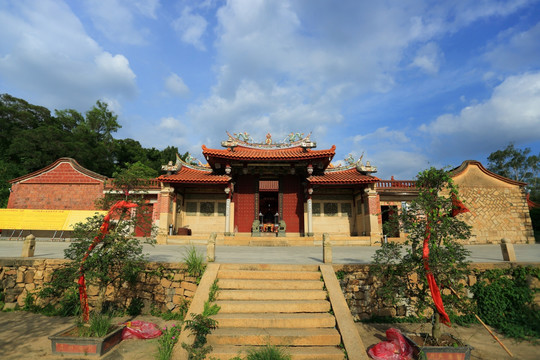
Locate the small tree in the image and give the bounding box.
[372,167,472,341]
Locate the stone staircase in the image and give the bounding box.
[207,264,345,359]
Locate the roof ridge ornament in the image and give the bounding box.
[223,131,316,149]
[161,153,212,174]
[325,152,377,174]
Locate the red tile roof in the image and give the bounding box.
[158,166,230,184]
[202,144,336,161]
[308,168,379,185]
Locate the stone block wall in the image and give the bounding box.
[335,263,540,321]
[457,186,534,244]
[0,259,197,314]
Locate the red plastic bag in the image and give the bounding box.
[367,328,413,360]
[122,321,162,339]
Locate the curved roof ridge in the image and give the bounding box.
[450,160,527,186]
[9,158,108,184]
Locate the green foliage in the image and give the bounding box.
[0,93,183,207]
[150,300,190,321]
[487,143,539,202]
[208,279,219,303]
[246,345,292,360]
[183,246,206,283]
[127,297,145,316]
[335,270,345,280]
[77,313,114,337]
[372,167,473,341]
[182,297,220,360]
[472,266,540,340]
[156,323,181,360]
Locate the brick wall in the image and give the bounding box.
[8,183,104,210]
[8,160,106,210]
[0,258,197,314]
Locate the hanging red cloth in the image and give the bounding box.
[451,194,470,217]
[423,223,451,326]
[78,200,138,322]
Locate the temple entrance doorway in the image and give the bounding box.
[259,180,280,233]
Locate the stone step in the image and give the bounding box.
[212,312,335,328]
[207,328,341,346]
[218,269,321,280]
[217,289,327,301]
[209,345,345,360]
[218,279,324,290]
[219,264,319,272]
[216,300,331,314]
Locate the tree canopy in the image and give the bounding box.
[487,143,539,202]
[0,94,181,207]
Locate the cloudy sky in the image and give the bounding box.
[1,0,539,179]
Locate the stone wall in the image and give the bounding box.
[0,258,197,313]
[334,263,540,321]
[457,186,534,244]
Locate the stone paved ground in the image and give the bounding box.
[1,241,539,263]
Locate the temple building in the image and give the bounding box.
[1,132,535,245]
[156,132,381,245]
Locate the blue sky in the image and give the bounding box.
[1,0,539,179]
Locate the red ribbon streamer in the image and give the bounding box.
[78,200,138,322]
[423,223,451,326]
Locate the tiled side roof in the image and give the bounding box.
[9,158,107,184]
[308,168,379,185]
[202,144,336,161]
[157,166,230,184]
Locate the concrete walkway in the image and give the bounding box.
[1,240,539,264]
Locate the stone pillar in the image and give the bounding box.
[323,233,332,263]
[365,187,382,245]
[307,187,314,236]
[225,185,232,236]
[156,184,174,244]
[500,238,516,261]
[21,234,36,257]
[207,232,216,262]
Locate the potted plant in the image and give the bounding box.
[372,167,473,359]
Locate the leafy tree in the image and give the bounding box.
[372,167,472,342]
[487,143,540,201]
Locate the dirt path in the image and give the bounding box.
[356,322,539,360]
[1,311,538,359]
[0,312,177,360]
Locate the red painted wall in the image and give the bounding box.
[234,175,256,232]
[281,175,304,233]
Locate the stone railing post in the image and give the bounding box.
[207,232,216,262]
[323,233,332,263]
[21,234,36,257]
[500,238,516,261]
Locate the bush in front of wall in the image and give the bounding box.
[472,266,540,340]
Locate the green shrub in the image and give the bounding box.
[472,266,540,340]
[183,245,206,282]
[77,313,113,337]
[156,324,181,360]
[246,345,291,360]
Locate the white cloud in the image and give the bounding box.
[420,72,540,153]
[485,22,540,71]
[411,42,443,74]
[164,73,190,97]
[353,127,410,144]
[84,0,158,45]
[172,7,208,50]
[0,0,137,110]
